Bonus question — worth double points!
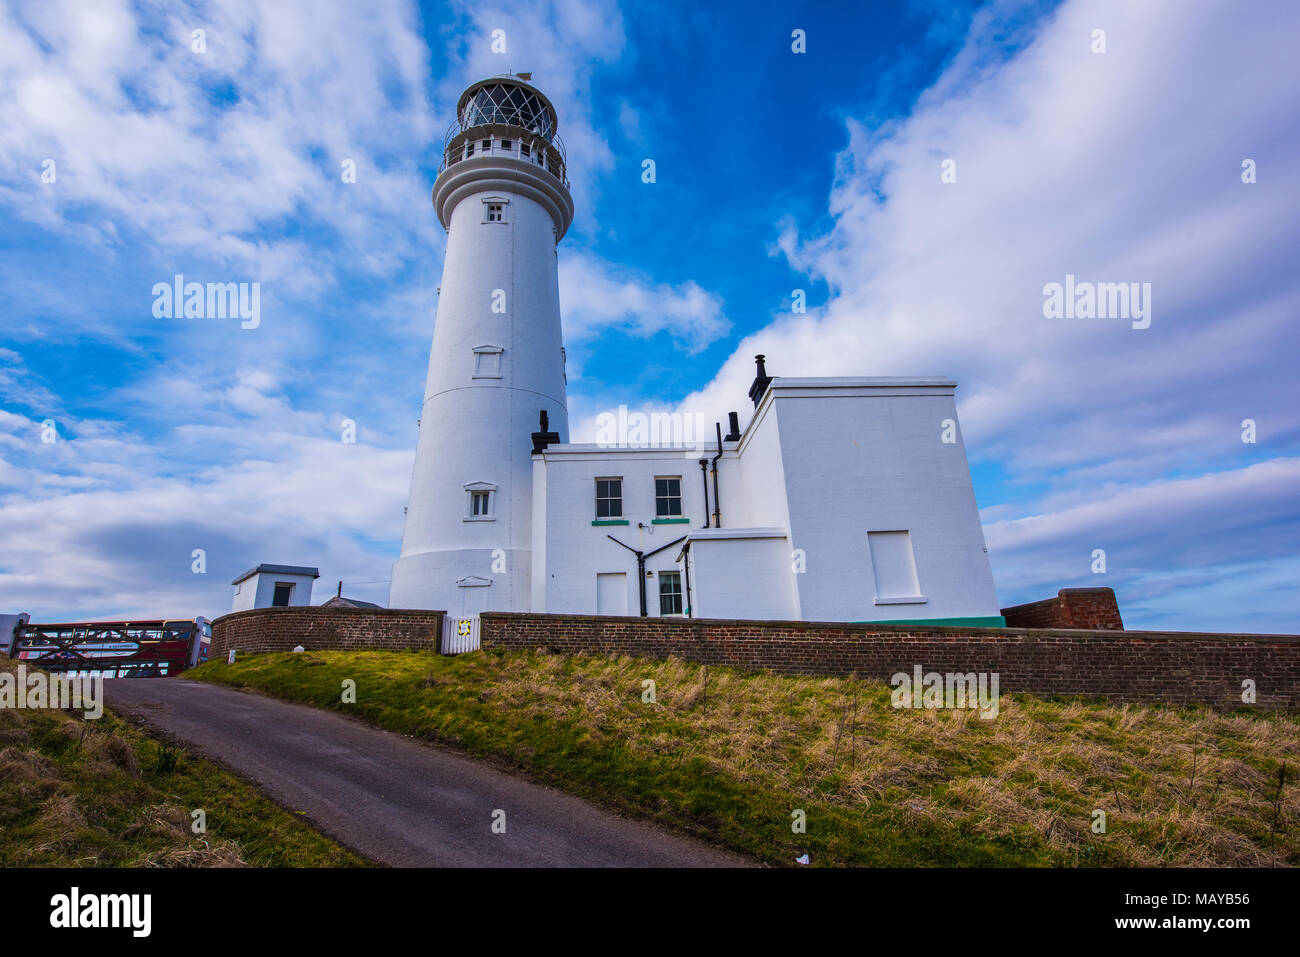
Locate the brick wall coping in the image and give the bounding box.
[478,611,1300,644]
[209,606,447,657]
[213,606,446,627]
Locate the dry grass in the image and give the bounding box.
[83,728,141,777]
[0,657,364,867]
[193,648,1300,867]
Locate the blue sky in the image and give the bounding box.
[0,0,1296,632]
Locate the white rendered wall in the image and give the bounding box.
[391,183,568,612]
[531,447,703,616]
[686,531,796,620]
[724,398,788,530]
[231,573,316,612]
[532,380,999,623]
[769,380,1000,622]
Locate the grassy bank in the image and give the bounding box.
[0,661,365,866]
[190,648,1298,867]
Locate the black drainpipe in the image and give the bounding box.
[710,422,723,528]
[698,458,710,528]
[682,541,693,618]
[606,536,647,616]
[607,534,688,617]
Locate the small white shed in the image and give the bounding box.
[231,564,319,612]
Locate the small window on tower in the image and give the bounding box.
[464,482,497,521]
[482,139,491,151]
[520,142,531,157]
[483,198,508,224]
[501,139,512,150]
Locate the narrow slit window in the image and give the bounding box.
[464,483,497,521]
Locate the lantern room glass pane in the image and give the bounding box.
[460,83,555,141]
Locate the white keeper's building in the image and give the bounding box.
[388,74,1003,627]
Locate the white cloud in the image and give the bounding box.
[685,0,1300,441]
[0,388,411,619]
[0,0,438,290]
[559,252,730,354]
[9,0,1290,630]
[0,0,682,621]
[431,0,626,234]
[983,458,1300,630]
[666,0,1300,626]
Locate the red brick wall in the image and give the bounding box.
[211,607,444,657]
[479,612,1299,711]
[1002,588,1124,630]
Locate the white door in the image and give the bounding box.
[596,573,628,616]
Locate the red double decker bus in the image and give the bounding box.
[9,618,212,678]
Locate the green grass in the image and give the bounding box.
[0,660,366,867]
[190,648,1300,867]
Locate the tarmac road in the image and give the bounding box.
[104,677,750,868]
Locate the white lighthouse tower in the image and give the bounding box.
[390,74,573,614]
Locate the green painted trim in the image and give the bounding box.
[651,517,691,524]
[591,519,630,526]
[861,615,1007,628]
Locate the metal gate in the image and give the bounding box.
[441,615,480,655]
[10,619,208,677]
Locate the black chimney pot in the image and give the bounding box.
[747,354,773,409]
[724,410,741,442]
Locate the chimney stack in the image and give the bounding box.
[747,354,773,409]
[531,408,560,454]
